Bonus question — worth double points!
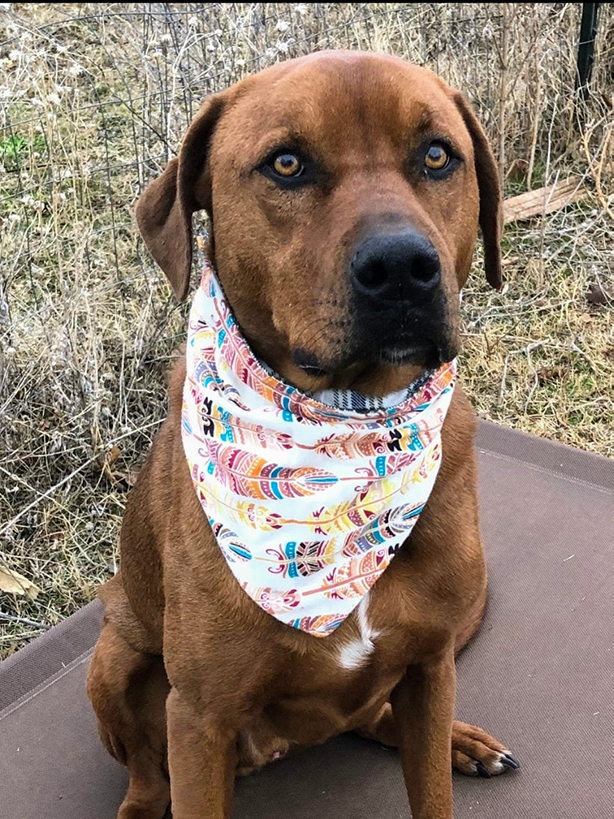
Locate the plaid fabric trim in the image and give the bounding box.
[259,360,436,413]
[312,368,435,412]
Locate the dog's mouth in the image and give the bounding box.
[292,349,331,378]
[377,343,447,367]
[292,305,458,383]
[290,339,456,399]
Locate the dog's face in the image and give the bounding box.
[137,51,502,395]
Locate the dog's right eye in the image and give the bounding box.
[271,152,304,178]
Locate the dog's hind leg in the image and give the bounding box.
[87,620,170,819]
[356,704,519,777]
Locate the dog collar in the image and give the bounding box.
[181,262,456,637]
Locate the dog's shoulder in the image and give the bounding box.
[116,348,188,641]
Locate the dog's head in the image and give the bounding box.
[137,51,502,395]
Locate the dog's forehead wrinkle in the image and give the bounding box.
[231,59,451,159]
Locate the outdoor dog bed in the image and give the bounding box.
[1,422,612,818]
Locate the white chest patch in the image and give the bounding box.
[338,594,381,670]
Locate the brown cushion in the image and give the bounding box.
[1,422,612,818]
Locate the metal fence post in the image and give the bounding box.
[576,3,600,100]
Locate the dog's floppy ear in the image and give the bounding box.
[135,93,227,301]
[453,93,503,291]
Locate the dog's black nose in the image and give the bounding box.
[350,230,441,304]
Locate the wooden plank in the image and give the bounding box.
[503,176,586,224]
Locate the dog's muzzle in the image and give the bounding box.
[346,229,453,368]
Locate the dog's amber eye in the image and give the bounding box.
[424,143,450,171]
[272,153,303,177]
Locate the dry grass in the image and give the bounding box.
[0,3,612,658]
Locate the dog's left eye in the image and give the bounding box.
[270,152,304,178]
[424,142,450,171]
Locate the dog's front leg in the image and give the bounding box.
[166,687,237,819]
[391,646,456,819]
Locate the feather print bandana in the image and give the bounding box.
[182,262,456,638]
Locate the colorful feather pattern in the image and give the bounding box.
[307,548,388,601]
[341,501,424,556]
[287,613,346,637]
[181,261,456,637]
[199,402,294,450]
[245,584,301,615]
[210,521,252,563]
[264,539,339,579]
[303,421,436,459]
[202,439,337,500]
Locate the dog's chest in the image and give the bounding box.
[259,594,407,746]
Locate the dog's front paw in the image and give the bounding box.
[452,720,520,777]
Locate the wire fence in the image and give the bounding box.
[1,5,611,286]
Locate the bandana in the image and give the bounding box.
[182,262,456,638]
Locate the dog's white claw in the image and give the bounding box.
[490,756,506,774]
[474,750,520,777]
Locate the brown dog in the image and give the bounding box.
[87,50,519,819]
